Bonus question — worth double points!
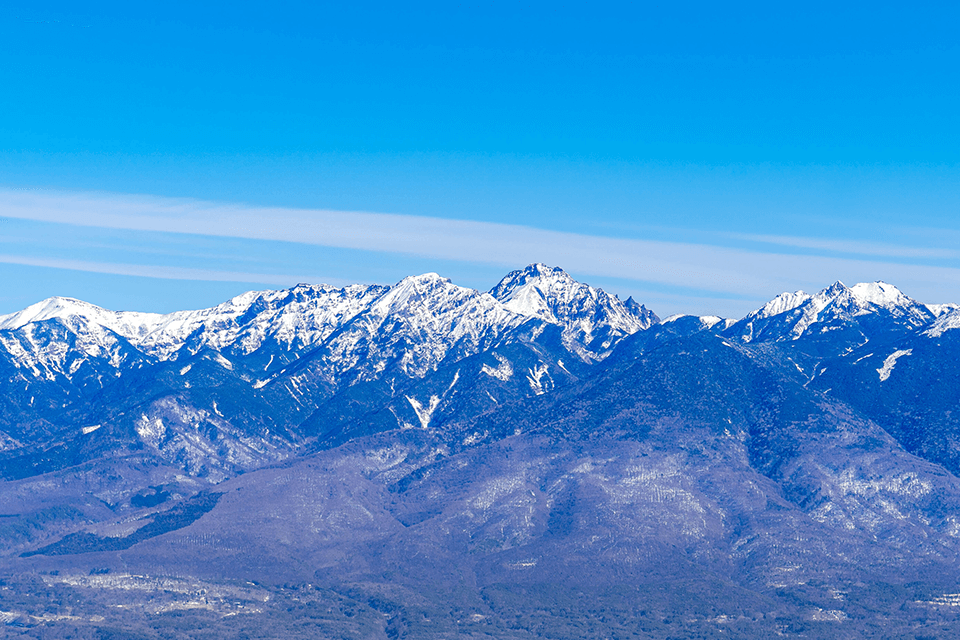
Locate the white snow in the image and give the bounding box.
[406,395,441,429]
[924,308,960,338]
[526,363,551,395]
[849,281,912,309]
[0,265,661,390]
[927,303,960,317]
[755,291,812,318]
[877,349,912,381]
[481,354,514,381]
[491,264,656,359]
[212,353,233,370]
[738,280,935,343]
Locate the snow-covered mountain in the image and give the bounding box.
[1,268,957,482]
[490,263,657,361]
[0,266,661,477]
[725,280,934,345]
[0,265,656,383]
[924,306,960,338]
[0,284,390,361]
[3,269,960,638]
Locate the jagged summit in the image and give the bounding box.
[489,264,658,359]
[728,279,934,343]
[0,266,661,390]
[490,264,577,321]
[489,263,572,294]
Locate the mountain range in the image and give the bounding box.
[1,264,959,639]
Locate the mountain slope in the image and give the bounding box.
[6,330,960,638]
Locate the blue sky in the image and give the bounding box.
[1,1,958,317]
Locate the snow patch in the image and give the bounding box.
[406,395,441,429]
[527,363,551,395]
[877,349,912,381]
[136,415,166,448]
[212,353,233,370]
[481,353,513,381]
[447,370,460,392]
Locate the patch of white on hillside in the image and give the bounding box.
[406,395,441,429]
[877,349,912,382]
[481,354,513,381]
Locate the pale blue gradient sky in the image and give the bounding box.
[0,2,958,317]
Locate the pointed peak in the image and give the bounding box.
[521,262,570,278]
[818,281,849,298]
[489,264,575,299]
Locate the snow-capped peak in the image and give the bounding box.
[489,264,657,359]
[0,296,164,334]
[371,273,455,312]
[489,264,575,320]
[729,280,935,343]
[754,290,812,319]
[0,296,171,344]
[0,266,660,385]
[748,281,925,324]
[848,281,914,310]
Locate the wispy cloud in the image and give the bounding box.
[2,188,959,306]
[0,254,339,287]
[730,233,960,260]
